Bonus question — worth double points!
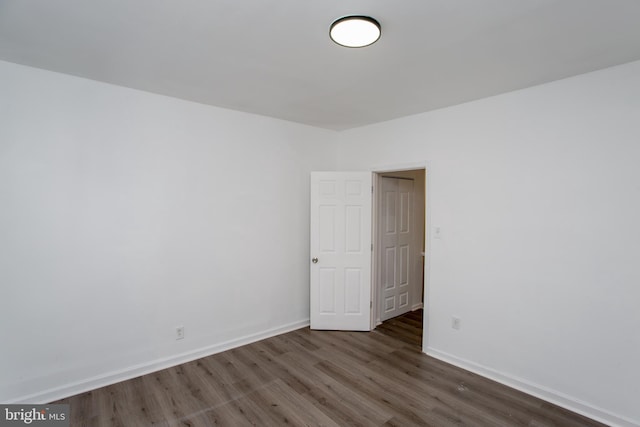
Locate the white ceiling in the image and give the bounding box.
[2,1,640,130]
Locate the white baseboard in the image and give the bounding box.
[425,347,638,427]
[9,319,310,405]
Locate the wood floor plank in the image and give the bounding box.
[278,350,396,425]
[375,320,422,347]
[248,379,341,427]
[228,345,276,386]
[54,310,608,426]
[244,343,315,396]
[389,345,561,419]
[212,385,276,427]
[314,358,445,426]
[366,357,518,427]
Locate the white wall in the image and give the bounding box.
[337,61,640,426]
[0,60,337,403]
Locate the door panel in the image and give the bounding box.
[380,177,413,321]
[310,172,372,331]
[319,268,336,313]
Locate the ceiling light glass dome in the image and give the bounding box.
[330,16,381,48]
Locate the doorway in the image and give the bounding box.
[372,169,426,329]
[308,167,429,350]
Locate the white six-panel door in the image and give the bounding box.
[380,177,413,321]
[310,172,372,331]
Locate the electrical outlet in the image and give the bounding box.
[452,316,461,330]
[176,326,185,340]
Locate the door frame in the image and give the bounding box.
[371,162,431,352]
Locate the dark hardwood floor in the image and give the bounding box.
[56,310,606,426]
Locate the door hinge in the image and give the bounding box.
[371,186,374,194]
[370,301,373,308]
[371,243,374,251]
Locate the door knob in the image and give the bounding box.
[312,257,318,264]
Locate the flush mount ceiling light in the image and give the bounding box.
[330,15,381,48]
